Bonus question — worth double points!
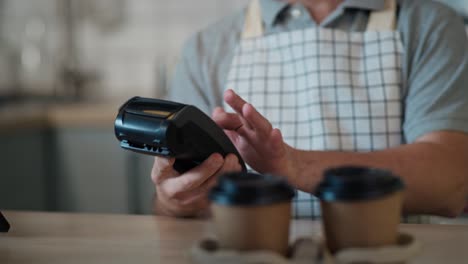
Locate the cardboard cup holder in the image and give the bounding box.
[191,233,420,264]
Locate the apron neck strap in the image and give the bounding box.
[242,0,264,39]
[241,0,398,40]
[366,0,398,31]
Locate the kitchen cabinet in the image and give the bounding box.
[0,128,48,211]
[0,103,156,214]
[52,126,155,214]
[51,127,130,213]
[48,103,155,214]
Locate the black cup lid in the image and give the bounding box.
[209,172,295,206]
[314,166,405,202]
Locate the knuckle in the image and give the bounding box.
[207,158,223,171]
[154,156,166,167]
[227,154,238,164]
[155,157,174,170]
[180,176,195,190]
[267,123,273,132]
[151,165,160,183]
[165,187,182,200]
[159,182,184,200]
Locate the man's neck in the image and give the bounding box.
[286,0,344,24]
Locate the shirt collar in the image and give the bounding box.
[259,0,386,27]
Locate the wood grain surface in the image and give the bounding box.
[0,211,467,264]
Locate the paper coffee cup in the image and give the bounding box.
[209,172,295,256]
[315,166,405,254]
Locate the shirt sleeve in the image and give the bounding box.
[166,34,212,114]
[402,4,468,143]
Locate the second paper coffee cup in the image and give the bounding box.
[315,166,405,254]
[209,172,295,256]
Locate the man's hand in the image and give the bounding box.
[212,89,468,217]
[212,89,298,184]
[151,153,242,217]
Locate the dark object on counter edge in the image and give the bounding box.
[0,211,10,232]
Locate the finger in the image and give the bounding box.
[162,153,224,197]
[224,89,254,130]
[161,192,210,217]
[224,89,248,114]
[151,157,178,184]
[177,194,211,214]
[220,154,243,174]
[223,103,271,146]
[270,128,287,157]
[178,176,218,205]
[212,106,224,117]
[223,129,242,146]
[242,103,273,137]
[212,108,244,131]
[177,154,242,205]
[223,129,259,158]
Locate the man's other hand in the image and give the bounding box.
[151,153,241,217]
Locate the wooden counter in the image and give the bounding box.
[1,211,467,264]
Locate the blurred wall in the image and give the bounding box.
[0,0,465,101]
[72,0,249,100]
[0,0,249,101]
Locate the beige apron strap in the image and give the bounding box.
[367,0,398,31]
[241,0,264,39]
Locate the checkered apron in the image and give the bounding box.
[225,0,404,218]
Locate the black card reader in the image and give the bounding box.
[115,97,247,173]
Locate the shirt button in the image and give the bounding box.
[290,8,302,19]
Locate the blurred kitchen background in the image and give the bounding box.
[0,0,467,222]
[0,0,249,215]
